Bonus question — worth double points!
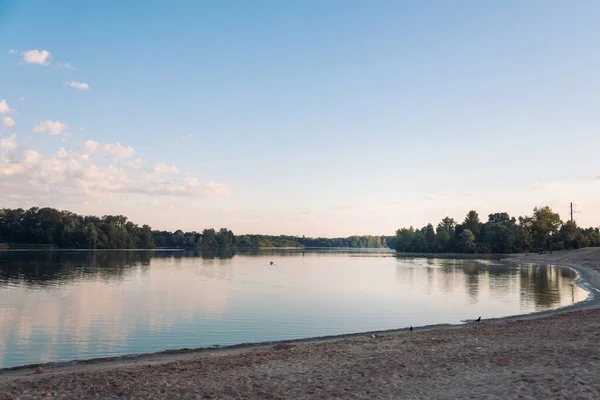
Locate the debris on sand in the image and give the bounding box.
[273,343,297,351]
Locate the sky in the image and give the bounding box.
[0,0,599,237]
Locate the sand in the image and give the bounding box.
[2,247,600,399]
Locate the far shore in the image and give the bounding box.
[2,247,600,399]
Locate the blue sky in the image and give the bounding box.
[1,0,599,236]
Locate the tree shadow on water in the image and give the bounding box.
[0,249,236,288]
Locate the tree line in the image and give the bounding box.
[393,206,600,254]
[121,230,392,249]
[2,206,598,253]
[0,207,392,250]
[0,207,154,249]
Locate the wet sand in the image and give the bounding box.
[2,247,600,399]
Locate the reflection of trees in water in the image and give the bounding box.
[518,265,564,310]
[487,264,518,277]
[426,265,435,295]
[425,258,436,266]
[394,257,540,304]
[0,250,238,287]
[487,264,518,296]
[0,251,147,286]
[461,262,522,302]
[196,259,235,281]
[440,265,457,293]
[396,264,415,285]
[461,262,482,302]
[1,252,580,310]
[394,258,578,311]
[558,266,577,280]
[1,248,391,287]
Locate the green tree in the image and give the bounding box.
[423,223,436,252]
[83,222,99,249]
[559,221,589,249]
[482,222,510,253]
[463,210,482,239]
[217,228,235,248]
[587,230,600,247]
[201,229,218,249]
[435,228,451,252]
[459,229,476,253]
[395,227,416,252]
[488,212,511,224]
[435,217,456,252]
[139,225,155,249]
[521,206,562,252]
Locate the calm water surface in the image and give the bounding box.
[0,249,588,368]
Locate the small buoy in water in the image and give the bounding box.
[270,261,274,265]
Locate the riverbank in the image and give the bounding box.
[2,248,600,399]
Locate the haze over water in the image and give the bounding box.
[0,249,588,368]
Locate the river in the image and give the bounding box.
[0,249,588,368]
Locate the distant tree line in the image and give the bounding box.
[235,234,392,249]
[0,207,392,250]
[0,207,154,249]
[144,230,392,250]
[394,206,600,254]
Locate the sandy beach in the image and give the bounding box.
[2,248,600,399]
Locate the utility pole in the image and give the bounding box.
[570,202,580,223]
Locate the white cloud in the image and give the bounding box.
[59,140,135,162]
[19,149,42,165]
[103,142,135,160]
[1,116,15,129]
[66,81,89,90]
[0,163,23,176]
[18,97,25,101]
[8,49,17,55]
[33,120,68,136]
[57,62,75,70]
[0,100,12,114]
[124,158,144,170]
[152,163,181,174]
[21,49,51,65]
[123,178,231,198]
[0,134,17,150]
[80,140,100,155]
[0,136,230,204]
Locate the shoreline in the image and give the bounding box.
[3,249,600,376]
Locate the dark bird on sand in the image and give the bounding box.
[409,326,413,332]
[475,316,481,322]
